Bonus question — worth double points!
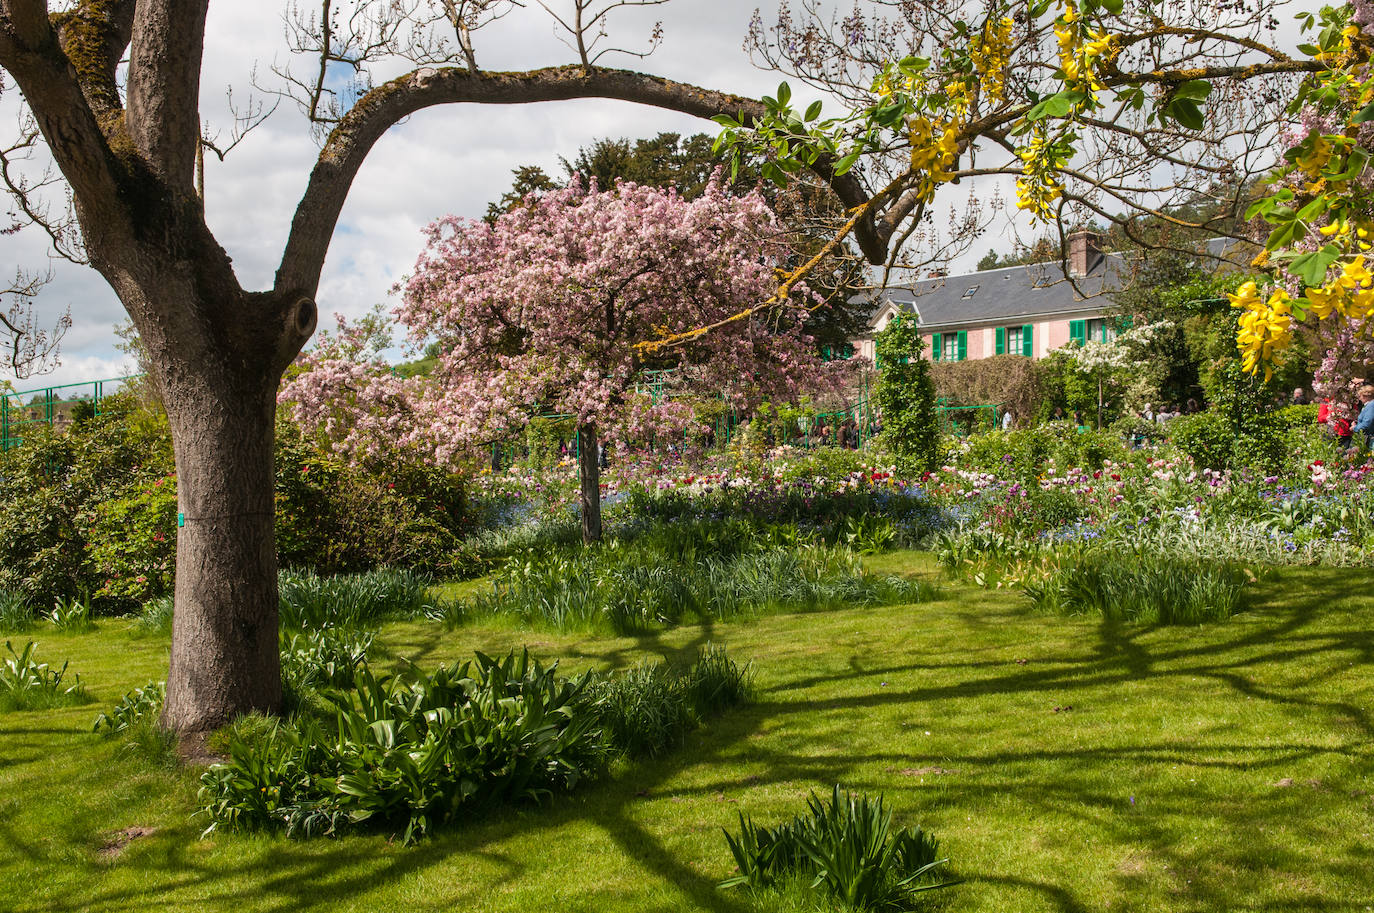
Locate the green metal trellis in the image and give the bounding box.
[0,375,143,451]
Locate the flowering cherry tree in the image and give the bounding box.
[399,177,828,541]
[278,306,430,468]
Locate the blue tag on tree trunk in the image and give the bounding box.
[178,512,185,528]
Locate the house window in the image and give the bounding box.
[961,285,979,299]
[1006,325,1022,354]
[1086,318,1115,342]
[931,331,966,362]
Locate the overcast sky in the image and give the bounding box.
[1,0,1288,389]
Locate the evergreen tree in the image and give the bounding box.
[874,314,941,475]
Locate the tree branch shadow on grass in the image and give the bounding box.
[17,566,1374,913]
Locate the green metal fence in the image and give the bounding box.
[1,375,142,451]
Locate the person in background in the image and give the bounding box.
[1001,408,1014,431]
[1052,406,1066,422]
[1354,384,1374,448]
[1141,402,1155,423]
[1291,387,1309,406]
[1185,398,1200,414]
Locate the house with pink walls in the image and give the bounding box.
[851,232,1151,363]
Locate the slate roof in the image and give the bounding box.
[857,238,1238,333]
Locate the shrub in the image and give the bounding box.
[0,590,32,634]
[720,785,957,910]
[275,422,471,577]
[87,474,178,609]
[932,353,1042,421]
[874,314,942,475]
[278,568,432,630]
[0,394,174,611]
[0,641,93,712]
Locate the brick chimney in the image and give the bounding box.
[1067,231,1101,279]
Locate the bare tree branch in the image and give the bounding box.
[1,268,70,379]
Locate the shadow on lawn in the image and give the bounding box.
[33,565,1374,913]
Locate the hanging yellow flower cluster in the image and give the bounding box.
[969,16,1015,103]
[1015,127,1063,221]
[1232,257,1374,378]
[907,115,962,202]
[1231,281,1294,380]
[1054,2,1118,96]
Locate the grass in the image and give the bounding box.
[1,554,1372,911]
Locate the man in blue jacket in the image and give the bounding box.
[1354,384,1374,449]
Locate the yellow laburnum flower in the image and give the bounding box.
[970,17,1015,102]
[1232,284,1293,378]
[1305,282,1342,319]
[1229,280,1260,309]
[1319,219,1349,237]
[1340,255,1371,290]
[1350,288,1374,320]
[1297,134,1333,178]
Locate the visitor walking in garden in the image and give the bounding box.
[1354,385,1374,449]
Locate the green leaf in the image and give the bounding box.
[776,82,791,107]
[1265,219,1303,251]
[804,100,823,122]
[1027,90,1086,121]
[1100,0,1124,14]
[1165,98,1204,130]
[833,149,861,175]
[1351,101,1374,124]
[1173,79,1212,101]
[1289,245,1342,286]
[1295,196,1329,223]
[1329,147,1370,181]
[760,161,789,188]
[897,55,930,76]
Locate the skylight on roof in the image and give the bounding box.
[961,285,979,299]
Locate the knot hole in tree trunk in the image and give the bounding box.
[291,296,318,340]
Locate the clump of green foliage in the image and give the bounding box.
[200,647,752,844]
[0,640,93,712]
[721,785,958,910]
[0,589,32,634]
[277,567,432,630]
[464,533,933,635]
[93,680,166,735]
[586,645,752,758]
[1021,552,1251,624]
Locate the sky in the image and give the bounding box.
[0,0,1297,390]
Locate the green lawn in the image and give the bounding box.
[4,553,1373,912]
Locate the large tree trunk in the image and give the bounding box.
[158,348,286,733]
[577,421,602,543]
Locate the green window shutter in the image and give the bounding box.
[957,330,968,361]
[931,333,942,362]
[1022,323,1033,357]
[995,327,1005,355]
[1069,320,1085,345]
[1117,314,1134,332]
